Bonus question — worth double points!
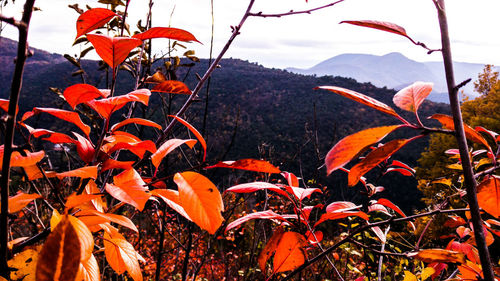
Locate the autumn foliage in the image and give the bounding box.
[1,1,499,281]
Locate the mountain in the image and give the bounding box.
[287,52,495,103]
[0,37,451,211]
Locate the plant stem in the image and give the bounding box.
[434,1,494,280]
[0,0,36,278]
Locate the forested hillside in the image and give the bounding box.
[0,37,450,210]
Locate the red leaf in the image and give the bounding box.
[285,186,322,202]
[73,132,95,164]
[377,198,407,218]
[151,80,192,95]
[305,230,323,245]
[101,159,134,172]
[348,139,411,186]
[0,99,19,115]
[315,86,401,119]
[30,129,77,144]
[281,172,299,187]
[150,189,191,221]
[76,8,117,39]
[258,229,284,272]
[86,34,142,69]
[174,172,224,234]
[325,201,361,213]
[226,210,288,232]
[132,27,201,43]
[393,81,433,113]
[7,192,42,213]
[87,89,151,120]
[325,125,401,175]
[225,182,290,198]
[169,115,207,161]
[28,108,91,137]
[106,140,156,159]
[340,20,410,38]
[431,114,491,151]
[110,118,162,132]
[206,159,281,174]
[477,175,500,218]
[151,139,197,171]
[63,84,108,109]
[56,166,98,180]
[315,211,369,227]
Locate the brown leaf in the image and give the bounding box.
[36,214,81,281]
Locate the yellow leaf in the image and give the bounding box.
[8,246,40,281]
[421,267,436,280]
[403,271,417,281]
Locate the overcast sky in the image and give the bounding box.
[1,0,500,69]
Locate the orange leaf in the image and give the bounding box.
[476,175,500,218]
[73,132,95,164]
[152,80,192,95]
[35,214,81,281]
[393,81,433,113]
[76,254,100,281]
[68,215,94,262]
[101,158,134,172]
[315,211,369,227]
[132,27,200,43]
[86,34,142,69]
[7,192,42,213]
[408,249,466,264]
[340,20,410,38]
[84,180,106,212]
[273,232,307,273]
[103,233,143,281]
[206,159,281,174]
[76,8,117,39]
[110,118,162,132]
[315,86,401,119]
[151,139,197,170]
[0,149,45,171]
[56,166,98,180]
[28,108,91,137]
[150,189,192,221]
[431,114,491,150]
[325,125,401,175]
[65,193,103,210]
[145,71,167,83]
[258,228,284,272]
[226,210,288,232]
[63,84,108,109]
[174,172,224,234]
[169,115,207,161]
[106,169,150,211]
[77,209,138,233]
[87,89,150,120]
[348,139,411,186]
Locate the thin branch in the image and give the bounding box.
[249,0,345,18]
[0,14,26,29]
[434,1,494,280]
[0,0,36,277]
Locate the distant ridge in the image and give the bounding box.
[286,52,496,103]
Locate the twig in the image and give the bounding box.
[282,208,470,280]
[0,0,36,277]
[377,226,390,281]
[249,0,345,18]
[434,1,494,280]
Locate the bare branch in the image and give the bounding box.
[249,0,345,18]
